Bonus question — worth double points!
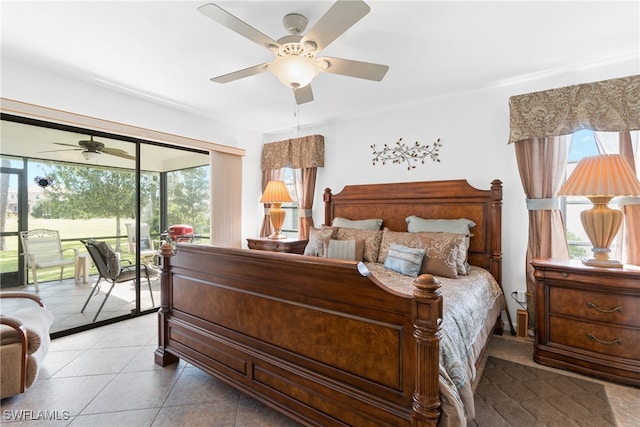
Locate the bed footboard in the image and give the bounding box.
[155,244,443,426]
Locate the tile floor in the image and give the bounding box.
[1,314,639,426]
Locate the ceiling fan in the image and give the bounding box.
[198,0,389,104]
[40,136,135,161]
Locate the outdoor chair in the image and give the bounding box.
[0,292,53,398]
[80,239,155,322]
[19,229,78,291]
[125,222,157,265]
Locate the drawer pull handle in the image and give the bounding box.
[587,333,622,346]
[586,302,622,314]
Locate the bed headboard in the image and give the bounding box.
[323,179,503,285]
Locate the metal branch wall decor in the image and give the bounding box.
[371,137,442,170]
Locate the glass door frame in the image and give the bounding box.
[0,160,28,287]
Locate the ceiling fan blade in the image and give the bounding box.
[301,0,370,51]
[101,147,135,160]
[294,85,314,105]
[210,62,270,83]
[52,142,81,148]
[320,57,389,81]
[38,148,82,154]
[198,3,280,50]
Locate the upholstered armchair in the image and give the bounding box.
[0,292,53,398]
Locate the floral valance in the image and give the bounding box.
[508,74,640,144]
[261,134,324,170]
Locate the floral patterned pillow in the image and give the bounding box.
[303,226,336,257]
[416,232,462,278]
[334,228,383,263]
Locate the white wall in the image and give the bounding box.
[263,59,639,327]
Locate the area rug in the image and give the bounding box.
[470,357,616,426]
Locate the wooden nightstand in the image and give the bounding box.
[532,258,640,386]
[246,237,308,254]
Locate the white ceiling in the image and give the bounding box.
[1,1,639,135]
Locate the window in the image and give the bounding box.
[562,130,639,260]
[281,168,299,238]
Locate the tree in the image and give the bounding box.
[167,166,209,234]
[41,164,148,251]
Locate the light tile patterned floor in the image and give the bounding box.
[1,314,639,426]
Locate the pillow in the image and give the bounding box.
[331,217,383,230]
[416,233,461,278]
[91,240,121,280]
[383,243,425,277]
[406,216,475,234]
[139,237,151,250]
[452,233,471,275]
[377,229,421,264]
[324,239,365,261]
[334,228,383,262]
[406,216,475,273]
[303,226,336,257]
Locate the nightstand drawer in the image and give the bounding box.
[549,287,640,326]
[549,316,640,359]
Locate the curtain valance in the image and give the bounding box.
[261,134,324,170]
[508,74,640,144]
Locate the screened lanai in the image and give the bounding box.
[1,114,211,336]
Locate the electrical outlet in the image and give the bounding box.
[516,291,527,303]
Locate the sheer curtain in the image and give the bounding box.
[514,136,570,328]
[259,168,285,238]
[260,135,324,238]
[620,132,640,265]
[594,130,640,264]
[509,74,640,329]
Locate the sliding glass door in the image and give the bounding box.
[0,114,209,337]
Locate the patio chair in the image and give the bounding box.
[0,292,53,398]
[125,222,157,264]
[80,239,155,322]
[19,229,78,292]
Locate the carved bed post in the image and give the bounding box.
[489,179,515,335]
[411,274,442,427]
[154,242,179,366]
[489,179,503,286]
[323,187,333,225]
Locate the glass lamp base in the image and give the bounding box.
[268,230,288,240]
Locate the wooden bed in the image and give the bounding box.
[155,179,508,426]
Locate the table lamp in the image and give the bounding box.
[559,154,640,267]
[260,180,294,240]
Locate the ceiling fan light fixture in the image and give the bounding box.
[82,151,99,161]
[270,55,320,89]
